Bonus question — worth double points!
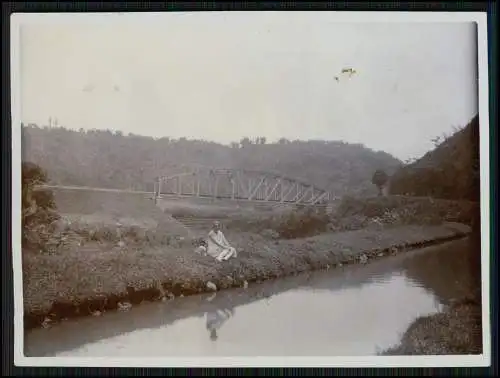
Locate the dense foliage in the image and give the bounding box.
[390,115,480,202]
[22,162,60,251]
[371,169,389,195]
[22,124,402,197]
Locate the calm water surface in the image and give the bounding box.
[25,237,477,357]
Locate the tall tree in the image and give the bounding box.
[240,137,252,148]
[372,169,389,196]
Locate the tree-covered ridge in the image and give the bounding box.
[390,114,480,202]
[22,124,402,197]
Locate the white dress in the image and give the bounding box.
[207,230,237,261]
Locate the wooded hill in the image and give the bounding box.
[390,114,480,202]
[22,124,402,197]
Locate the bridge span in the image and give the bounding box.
[154,167,335,205]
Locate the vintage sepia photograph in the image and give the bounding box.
[12,11,490,367]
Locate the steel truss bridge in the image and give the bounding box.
[153,167,334,205]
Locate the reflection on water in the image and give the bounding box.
[24,237,479,357]
[205,293,235,342]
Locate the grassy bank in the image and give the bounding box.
[381,297,483,355]
[380,232,483,356]
[170,195,478,238]
[23,222,470,330]
[23,189,477,330]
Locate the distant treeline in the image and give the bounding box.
[22,124,402,197]
[390,115,480,202]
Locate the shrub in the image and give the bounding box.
[22,162,60,252]
[226,206,330,239]
[276,207,330,239]
[333,195,478,228]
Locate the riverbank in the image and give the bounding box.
[22,222,470,330]
[381,232,483,356]
[381,296,483,355]
[25,238,472,357]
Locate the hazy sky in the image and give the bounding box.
[19,13,478,160]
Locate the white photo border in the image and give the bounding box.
[10,11,491,368]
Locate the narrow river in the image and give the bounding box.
[25,237,478,357]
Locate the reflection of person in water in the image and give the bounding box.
[205,305,234,342]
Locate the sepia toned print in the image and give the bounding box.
[13,11,490,367]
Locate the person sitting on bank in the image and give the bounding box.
[207,221,237,262]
